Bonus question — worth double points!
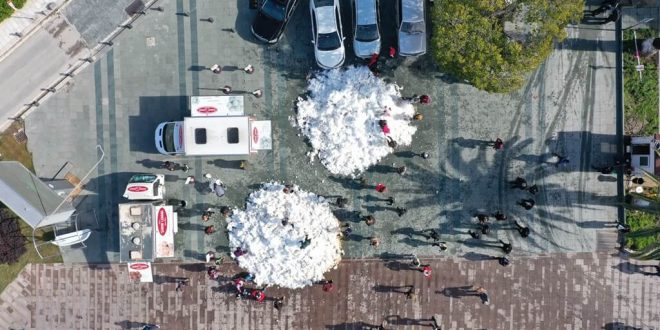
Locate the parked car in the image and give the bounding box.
[352,0,381,58]
[251,0,300,43]
[310,0,345,69]
[396,0,426,56]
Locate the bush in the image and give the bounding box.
[0,210,27,264]
[623,29,659,135]
[625,209,659,251]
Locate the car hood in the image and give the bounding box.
[398,32,426,56]
[353,39,381,58]
[252,12,284,41]
[316,47,345,69]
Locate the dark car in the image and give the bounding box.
[251,0,300,43]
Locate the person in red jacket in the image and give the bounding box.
[421,265,432,278]
[252,289,266,302]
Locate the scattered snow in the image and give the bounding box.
[227,183,342,289]
[295,66,417,176]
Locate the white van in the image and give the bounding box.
[155,96,272,156]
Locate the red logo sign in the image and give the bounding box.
[196,106,217,114]
[178,125,183,148]
[252,127,259,143]
[130,263,149,270]
[157,208,167,236]
[127,186,148,192]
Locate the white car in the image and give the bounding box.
[310,0,345,69]
[352,0,381,58]
[397,0,426,57]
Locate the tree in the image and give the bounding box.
[0,209,27,264]
[429,0,584,93]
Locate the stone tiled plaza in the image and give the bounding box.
[0,0,657,329]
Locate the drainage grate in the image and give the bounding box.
[13,129,27,143]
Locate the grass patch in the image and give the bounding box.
[0,121,33,170]
[625,209,660,251]
[0,0,26,25]
[0,210,62,294]
[623,28,659,136]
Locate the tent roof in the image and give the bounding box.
[0,161,74,228]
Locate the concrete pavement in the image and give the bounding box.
[23,0,619,264]
[0,253,657,329]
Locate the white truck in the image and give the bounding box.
[155,96,272,156]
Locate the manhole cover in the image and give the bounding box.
[146,37,155,47]
[13,129,27,143]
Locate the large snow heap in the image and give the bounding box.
[227,183,342,289]
[295,66,417,176]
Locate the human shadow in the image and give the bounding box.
[437,285,481,299]
[188,65,207,71]
[207,159,245,169]
[384,315,434,327]
[384,260,416,272]
[114,320,150,329]
[373,284,413,293]
[613,262,660,276]
[602,322,642,330]
[462,252,496,261]
[451,137,490,149]
[135,159,165,169]
[178,263,207,272]
[324,322,384,330]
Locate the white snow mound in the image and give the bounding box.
[227,183,342,289]
[295,66,417,176]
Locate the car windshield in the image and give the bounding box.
[129,174,157,183]
[317,32,340,51]
[355,24,378,42]
[401,21,424,34]
[163,123,176,153]
[261,0,286,21]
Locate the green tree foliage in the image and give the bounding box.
[429,0,584,93]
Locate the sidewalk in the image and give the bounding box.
[0,253,657,329]
[0,0,67,61]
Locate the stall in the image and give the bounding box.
[118,202,177,282]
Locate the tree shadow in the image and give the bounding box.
[324,322,383,330]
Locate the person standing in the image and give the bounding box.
[375,183,387,193]
[210,64,222,74]
[514,220,530,238]
[395,207,407,217]
[499,240,513,254]
[243,64,255,74]
[274,296,285,310]
[421,265,432,278]
[411,254,421,268]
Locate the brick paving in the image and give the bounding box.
[0,253,657,329]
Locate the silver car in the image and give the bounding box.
[310,0,346,69]
[397,0,426,56]
[352,0,381,58]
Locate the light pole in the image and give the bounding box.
[623,17,654,31]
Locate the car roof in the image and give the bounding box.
[401,0,423,22]
[355,0,377,25]
[314,5,338,34]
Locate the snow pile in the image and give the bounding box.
[227,183,342,289]
[295,66,417,176]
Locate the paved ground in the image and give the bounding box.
[0,253,658,329]
[0,0,148,130]
[23,0,621,264]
